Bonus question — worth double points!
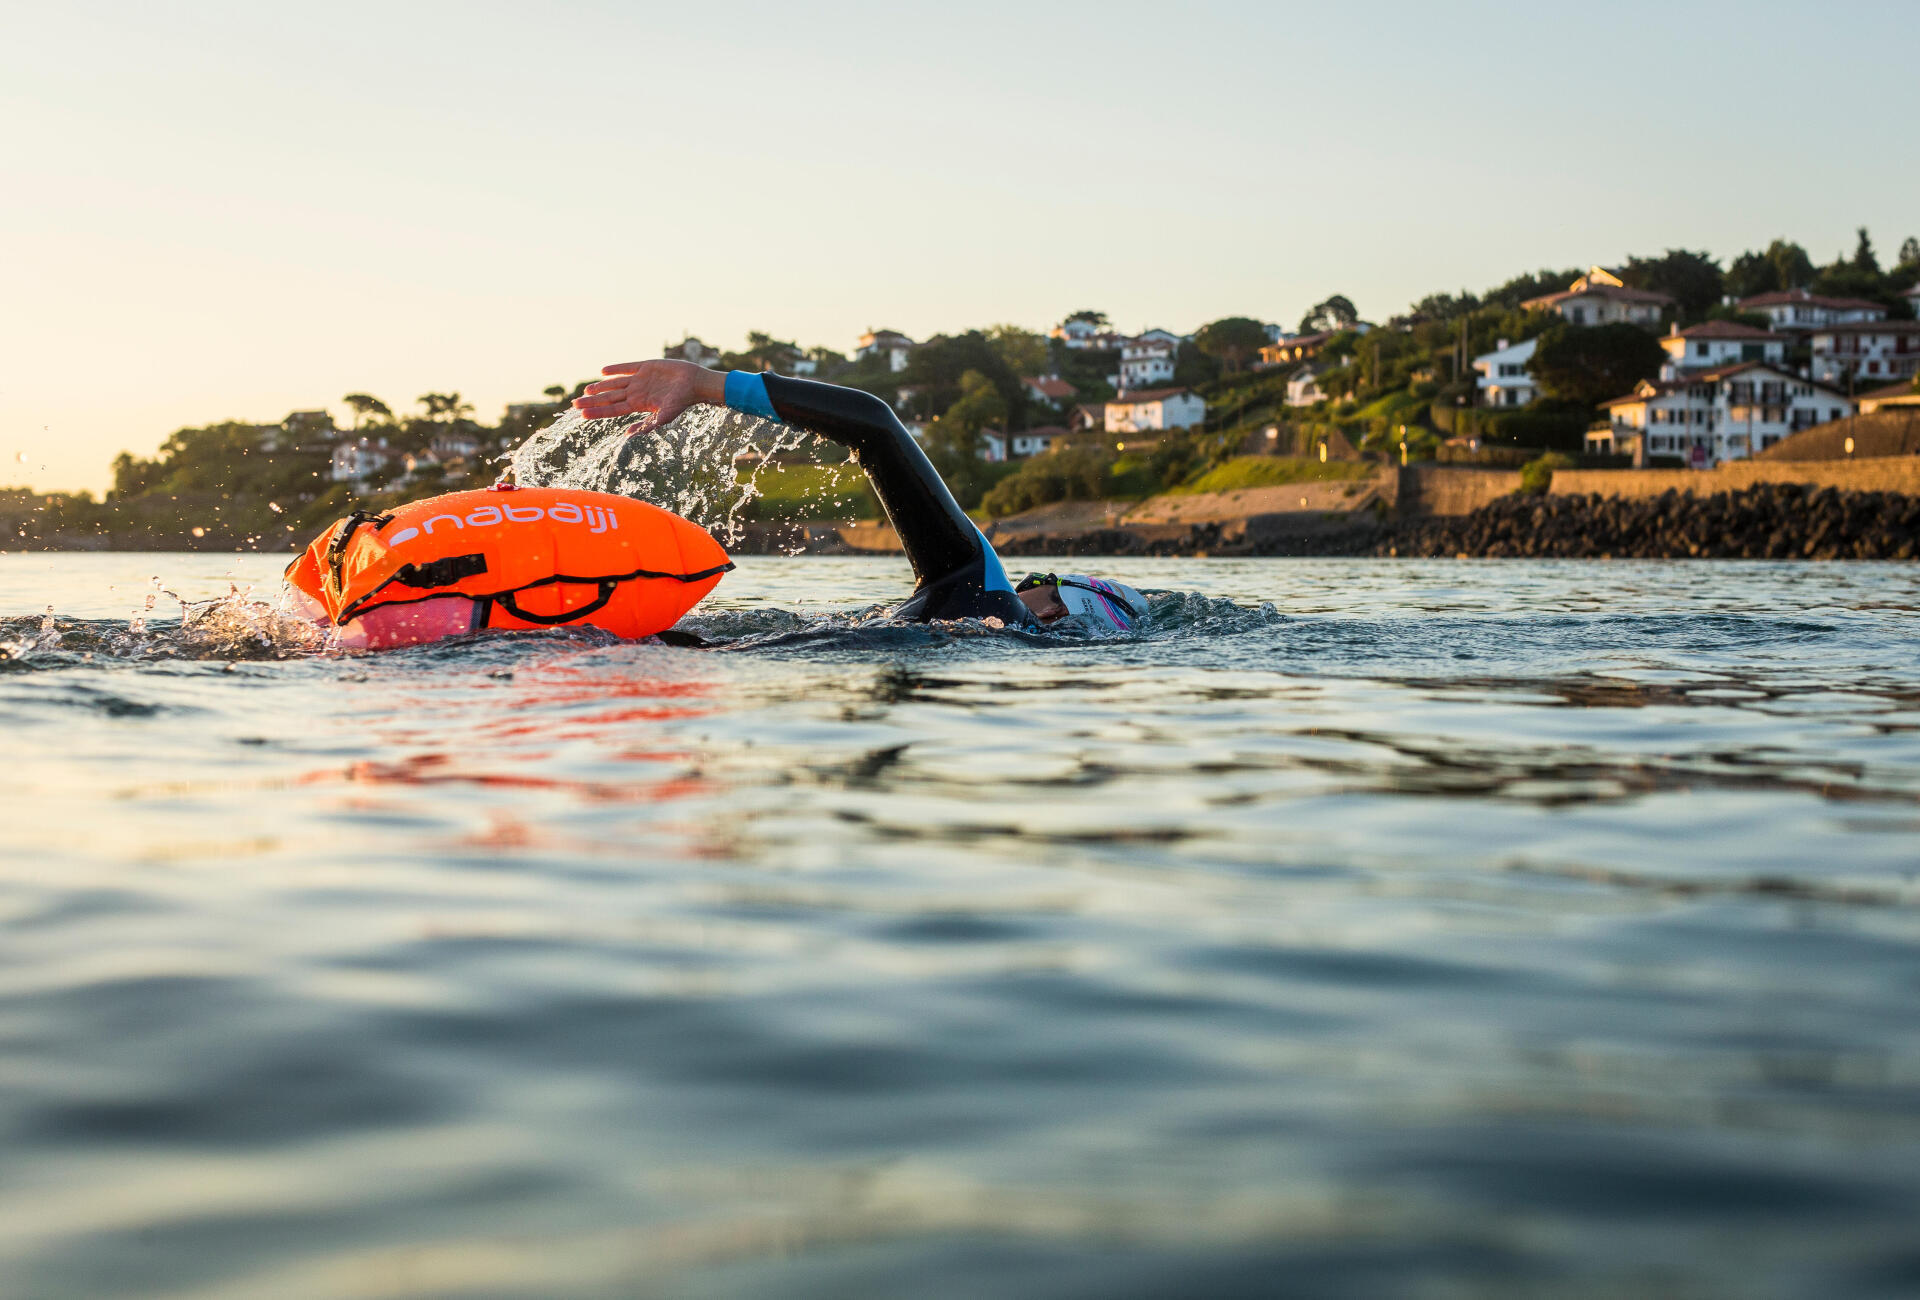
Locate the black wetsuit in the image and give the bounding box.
[732,372,1033,626]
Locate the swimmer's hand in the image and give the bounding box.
[573,360,726,434]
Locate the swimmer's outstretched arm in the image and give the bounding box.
[576,360,981,590]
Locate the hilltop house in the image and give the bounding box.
[1472,338,1537,407]
[1658,321,1786,374]
[856,329,916,372]
[1286,365,1329,407]
[1259,331,1331,368]
[1070,403,1107,432]
[1050,317,1100,349]
[1119,338,1176,390]
[1011,427,1068,457]
[1105,388,1205,433]
[663,336,722,368]
[430,430,480,462]
[1808,321,1920,385]
[1598,362,1853,464]
[1023,375,1077,404]
[1736,289,1885,331]
[1523,266,1672,328]
[330,436,391,483]
[1049,319,1135,351]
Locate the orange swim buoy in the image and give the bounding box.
[285,484,731,648]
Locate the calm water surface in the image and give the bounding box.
[2,553,1918,1298]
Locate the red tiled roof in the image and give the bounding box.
[1668,321,1780,342]
[1737,290,1885,313]
[1524,284,1675,309]
[1024,376,1078,399]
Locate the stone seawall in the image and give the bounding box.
[1396,466,1522,516]
[1551,457,1920,501]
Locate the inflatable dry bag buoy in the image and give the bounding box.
[285,484,732,649]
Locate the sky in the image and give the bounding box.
[2,0,1915,494]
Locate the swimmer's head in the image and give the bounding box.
[1015,573,1147,633]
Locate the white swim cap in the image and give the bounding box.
[1032,573,1147,632]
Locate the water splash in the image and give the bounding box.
[510,406,815,546]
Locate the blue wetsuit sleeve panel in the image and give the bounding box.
[723,370,781,423]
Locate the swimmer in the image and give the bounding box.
[573,361,1147,632]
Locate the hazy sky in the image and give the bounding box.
[3,0,1915,493]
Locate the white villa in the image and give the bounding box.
[1119,338,1176,390]
[1523,266,1673,328]
[1105,388,1205,433]
[1286,365,1328,407]
[977,429,1008,462]
[856,329,916,372]
[1658,321,1787,374]
[330,436,392,483]
[1808,321,1920,386]
[663,337,722,368]
[1736,289,1885,331]
[1597,362,1853,464]
[1472,337,1537,407]
[430,430,480,461]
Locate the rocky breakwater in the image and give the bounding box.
[1385,483,1920,560]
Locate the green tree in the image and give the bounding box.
[1298,295,1358,334]
[1527,322,1666,408]
[1410,290,1480,320]
[1763,240,1815,290]
[1173,340,1221,389]
[1484,268,1583,309]
[1065,309,1108,327]
[1623,249,1722,321]
[1899,237,1920,270]
[343,393,392,429]
[1192,317,1268,372]
[1852,226,1880,274]
[1724,250,1780,300]
[901,331,1022,422]
[417,392,474,423]
[985,324,1049,378]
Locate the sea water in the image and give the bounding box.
[1,551,1919,1299]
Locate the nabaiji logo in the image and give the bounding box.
[385,502,620,547]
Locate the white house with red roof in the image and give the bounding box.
[1022,375,1078,404]
[1523,266,1673,328]
[1657,321,1787,375]
[1105,388,1205,433]
[1600,363,1853,464]
[1736,288,1885,331]
[1808,321,1920,386]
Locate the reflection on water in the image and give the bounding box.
[0,554,1918,1298]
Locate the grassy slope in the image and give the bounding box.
[1169,456,1375,496]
